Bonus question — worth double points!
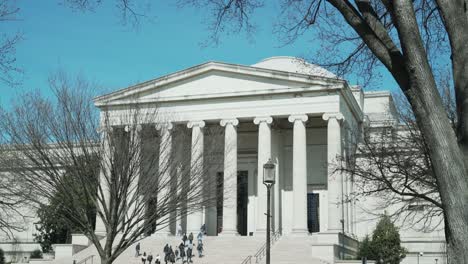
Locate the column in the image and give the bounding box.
[253,116,273,234]
[154,122,173,236]
[219,118,239,235]
[344,125,352,234]
[288,114,309,235]
[95,127,112,235]
[186,120,205,235]
[323,113,345,232]
[126,124,143,232]
[271,130,281,233]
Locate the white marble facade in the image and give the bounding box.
[1,57,446,264]
[93,56,366,237]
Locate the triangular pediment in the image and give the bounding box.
[95,62,342,107]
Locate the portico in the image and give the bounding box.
[94,57,363,238]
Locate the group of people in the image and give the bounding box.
[135,224,207,264]
[162,231,204,263]
[135,243,161,264]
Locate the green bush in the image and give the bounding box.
[357,214,407,264]
[0,248,5,264]
[30,249,43,259]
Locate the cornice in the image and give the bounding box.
[94,61,345,107]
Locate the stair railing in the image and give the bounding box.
[74,255,95,264]
[240,230,282,264]
[240,255,252,264]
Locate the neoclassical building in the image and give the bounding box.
[1,57,446,264]
[93,56,361,238]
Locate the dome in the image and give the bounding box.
[251,56,338,79]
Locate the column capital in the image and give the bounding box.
[220,118,239,127]
[124,124,143,132]
[187,120,205,129]
[322,112,345,122]
[155,122,173,131]
[253,116,273,125]
[288,114,308,123]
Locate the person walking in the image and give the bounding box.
[188,232,193,243]
[197,242,203,258]
[197,231,203,245]
[179,242,185,264]
[200,224,206,235]
[163,244,170,264]
[182,233,187,245]
[135,242,141,257]
[147,253,153,264]
[141,252,147,264]
[176,224,183,237]
[186,245,193,263]
[155,254,161,264]
[169,248,175,264]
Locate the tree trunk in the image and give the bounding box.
[391,2,468,264]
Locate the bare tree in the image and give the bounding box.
[342,115,444,232]
[61,0,153,28]
[0,0,21,86]
[0,167,29,238]
[339,75,456,232]
[0,72,223,264]
[177,1,468,263]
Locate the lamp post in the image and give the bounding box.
[418,252,424,264]
[263,158,276,264]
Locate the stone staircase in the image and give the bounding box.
[49,235,265,264]
[40,232,357,264]
[260,236,332,264]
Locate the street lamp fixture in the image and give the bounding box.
[418,252,424,264]
[263,158,276,264]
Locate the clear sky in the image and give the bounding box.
[0,1,397,107]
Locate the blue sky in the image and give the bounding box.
[0,1,397,107]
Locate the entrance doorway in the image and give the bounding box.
[237,171,248,236]
[215,171,249,235]
[307,193,320,233]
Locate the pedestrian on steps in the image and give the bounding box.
[135,242,141,257]
[200,224,206,235]
[188,232,193,242]
[169,249,175,264]
[197,243,203,258]
[147,253,153,264]
[141,252,147,264]
[176,224,183,237]
[155,254,161,264]
[179,242,185,263]
[163,244,170,264]
[186,246,193,263]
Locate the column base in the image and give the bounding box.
[153,231,172,237]
[290,228,310,236]
[218,229,240,236]
[253,229,267,236]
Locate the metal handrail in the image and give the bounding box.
[254,230,281,263]
[240,230,281,264]
[240,255,252,264]
[74,255,95,264]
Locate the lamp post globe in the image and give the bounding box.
[263,158,275,264]
[263,158,276,185]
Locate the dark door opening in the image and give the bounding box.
[216,171,249,235]
[237,171,248,236]
[307,193,320,233]
[216,172,223,234]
